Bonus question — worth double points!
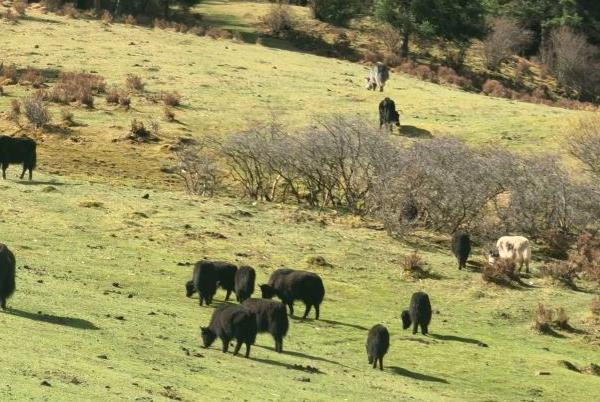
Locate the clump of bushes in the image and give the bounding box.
[18,68,46,88]
[482,79,509,97]
[532,304,571,334]
[8,99,21,124]
[42,71,106,107]
[23,95,50,129]
[106,86,131,109]
[174,142,222,196]
[162,91,181,107]
[164,107,175,122]
[0,64,18,84]
[400,251,430,279]
[539,261,580,289]
[482,259,519,286]
[261,5,294,37]
[126,74,145,92]
[125,119,159,143]
[569,231,600,284]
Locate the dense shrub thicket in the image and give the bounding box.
[177,116,600,241]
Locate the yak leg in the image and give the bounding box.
[245,342,251,358]
[413,321,419,335]
[314,304,320,320]
[1,163,7,180]
[233,340,242,356]
[379,357,384,371]
[302,303,312,319]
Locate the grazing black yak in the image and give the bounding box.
[379,97,400,132]
[0,243,16,310]
[366,324,390,370]
[260,268,325,320]
[401,292,432,335]
[235,265,256,303]
[200,304,257,358]
[185,261,238,304]
[213,261,237,301]
[451,231,471,270]
[186,261,218,306]
[242,298,289,353]
[0,135,37,181]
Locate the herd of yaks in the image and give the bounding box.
[0,205,532,372]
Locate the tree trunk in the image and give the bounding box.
[401,30,410,58]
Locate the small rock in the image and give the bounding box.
[142,193,150,199]
[112,282,121,288]
[115,315,125,321]
[536,371,551,376]
[37,279,44,284]
[40,380,51,387]
[296,377,311,382]
[97,354,109,360]
[477,342,489,348]
[128,293,134,298]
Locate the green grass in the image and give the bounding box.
[1,174,599,401]
[0,3,599,401]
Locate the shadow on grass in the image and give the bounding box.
[255,344,350,368]
[17,180,74,186]
[388,366,448,383]
[252,356,325,373]
[8,309,100,330]
[399,336,433,345]
[430,333,488,346]
[20,15,64,24]
[291,317,369,331]
[399,125,433,138]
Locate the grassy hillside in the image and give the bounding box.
[1,174,599,401]
[0,2,599,401]
[0,3,594,188]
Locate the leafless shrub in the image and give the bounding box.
[482,79,509,97]
[126,74,144,92]
[23,94,50,128]
[164,107,175,122]
[8,99,21,124]
[539,260,580,289]
[162,91,181,107]
[124,14,136,25]
[569,231,600,284]
[60,3,79,19]
[125,119,159,143]
[482,259,518,285]
[372,139,507,235]
[174,142,222,196]
[0,64,18,84]
[105,86,121,104]
[60,109,74,126]
[43,71,105,107]
[494,155,599,238]
[554,307,570,330]
[532,303,554,334]
[483,17,532,70]
[400,251,430,279]
[118,93,131,109]
[18,67,45,88]
[568,115,600,179]
[543,27,600,100]
[13,1,28,16]
[380,24,403,55]
[2,9,18,23]
[101,10,113,24]
[260,4,294,36]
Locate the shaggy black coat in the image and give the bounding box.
[235,265,256,303]
[451,231,471,270]
[200,304,257,358]
[0,136,37,181]
[186,261,218,306]
[0,244,16,310]
[260,268,325,320]
[213,261,237,301]
[366,324,390,370]
[379,97,400,130]
[242,298,289,353]
[401,292,432,335]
